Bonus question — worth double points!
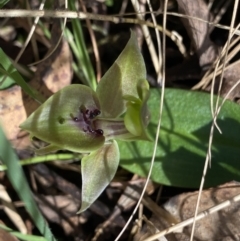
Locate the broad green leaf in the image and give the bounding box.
[96,31,146,118]
[20,84,105,153]
[119,88,240,188]
[79,140,119,213]
[0,125,57,241]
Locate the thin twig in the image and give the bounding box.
[0,9,191,56]
[15,0,47,63]
[28,2,68,66]
[131,0,161,82]
[146,0,162,83]
[190,1,240,240]
[143,193,240,241]
[114,0,168,239]
[0,9,240,35]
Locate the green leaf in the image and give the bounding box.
[67,1,97,90]
[0,224,47,241]
[20,84,105,153]
[0,0,9,8]
[0,48,44,103]
[119,88,240,188]
[96,31,146,118]
[0,65,15,89]
[79,140,119,213]
[0,125,57,241]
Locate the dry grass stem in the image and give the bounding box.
[190,0,240,240]
[143,193,240,241]
[0,9,187,55]
[131,0,161,79]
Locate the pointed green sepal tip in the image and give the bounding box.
[96,30,147,119]
[78,140,119,213]
[20,84,105,154]
[34,144,61,155]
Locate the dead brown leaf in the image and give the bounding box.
[176,0,218,68]
[35,195,80,235]
[220,61,240,101]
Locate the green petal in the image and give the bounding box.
[124,103,142,136]
[138,79,151,128]
[78,140,119,213]
[20,84,105,153]
[124,79,151,140]
[96,30,147,118]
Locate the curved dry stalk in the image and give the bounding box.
[146,0,162,84]
[0,0,47,87]
[15,0,46,63]
[25,1,39,61]
[166,11,240,35]
[193,23,240,90]
[209,0,232,33]
[209,29,240,132]
[217,78,240,114]
[131,0,161,80]
[28,20,67,66]
[114,0,168,240]
[0,1,47,88]
[207,21,240,133]
[190,1,240,240]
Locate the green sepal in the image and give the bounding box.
[20,84,105,153]
[35,144,61,155]
[96,30,147,118]
[78,140,119,213]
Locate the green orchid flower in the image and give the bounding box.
[20,31,151,213]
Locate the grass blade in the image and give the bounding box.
[0,48,44,103]
[0,125,57,241]
[67,1,97,90]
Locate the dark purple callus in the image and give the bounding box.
[89,109,101,119]
[71,107,103,136]
[95,129,104,136]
